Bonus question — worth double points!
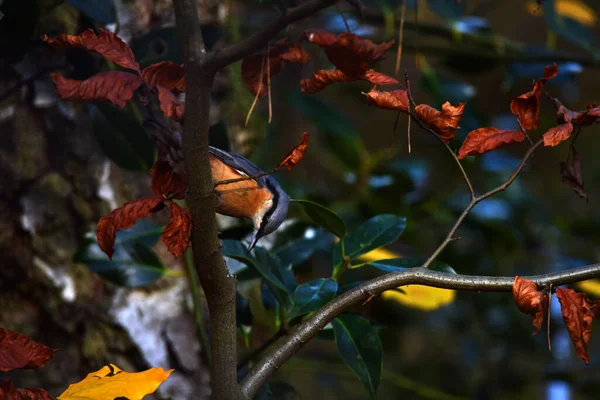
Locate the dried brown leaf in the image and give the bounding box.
[415,101,466,142]
[141,61,185,91]
[543,122,574,147]
[510,63,558,130]
[0,380,53,400]
[157,86,185,122]
[458,127,526,159]
[50,71,143,108]
[513,276,548,335]
[161,203,192,257]
[97,197,164,259]
[363,88,408,111]
[0,329,58,371]
[150,145,187,200]
[42,29,140,73]
[278,132,309,171]
[556,287,600,364]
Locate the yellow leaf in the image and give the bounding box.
[382,285,456,311]
[575,279,600,298]
[526,0,597,27]
[58,364,173,400]
[357,248,456,311]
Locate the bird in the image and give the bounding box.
[143,119,290,251]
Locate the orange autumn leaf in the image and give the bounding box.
[301,69,397,93]
[150,145,187,199]
[141,61,186,92]
[363,88,409,111]
[161,203,192,257]
[458,127,526,159]
[50,71,144,108]
[305,30,394,77]
[415,102,466,142]
[97,197,164,259]
[241,41,311,97]
[279,132,310,171]
[0,380,52,400]
[0,328,58,371]
[512,276,548,335]
[543,121,574,146]
[510,63,558,130]
[157,85,185,122]
[41,29,140,73]
[57,364,173,400]
[556,287,600,364]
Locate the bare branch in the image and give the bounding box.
[240,263,600,397]
[202,0,336,72]
[172,0,242,398]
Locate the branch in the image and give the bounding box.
[172,1,242,399]
[202,0,336,72]
[240,263,600,397]
[241,135,546,397]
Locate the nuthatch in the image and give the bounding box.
[144,120,290,251]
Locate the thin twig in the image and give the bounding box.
[394,1,406,76]
[0,64,66,102]
[267,42,273,123]
[336,1,352,32]
[547,284,552,351]
[517,119,533,145]
[246,52,267,126]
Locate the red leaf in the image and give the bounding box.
[415,102,466,142]
[42,29,140,73]
[157,86,185,122]
[305,30,394,76]
[278,132,309,171]
[141,61,186,91]
[542,122,574,146]
[512,276,548,335]
[0,380,53,400]
[150,145,187,199]
[458,127,526,159]
[363,70,399,86]
[510,63,558,130]
[279,42,311,64]
[161,202,192,257]
[301,68,397,94]
[363,88,408,111]
[556,287,600,364]
[50,71,144,108]
[0,328,58,371]
[97,197,164,259]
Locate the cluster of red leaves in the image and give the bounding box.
[240,30,398,96]
[42,29,185,121]
[97,145,191,259]
[513,277,600,364]
[0,328,57,399]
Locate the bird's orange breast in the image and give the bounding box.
[210,156,272,220]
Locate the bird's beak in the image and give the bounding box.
[247,233,260,252]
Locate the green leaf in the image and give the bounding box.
[91,104,156,171]
[332,315,382,397]
[74,220,166,287]
[358,258,456,274]
[292,199,347,238]
[333,215,407,272]
[67,0,116,24]
[288,278,338,320]
[275,232,326,267]
[221,240,293,297]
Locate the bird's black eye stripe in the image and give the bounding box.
[258,177,279,233]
